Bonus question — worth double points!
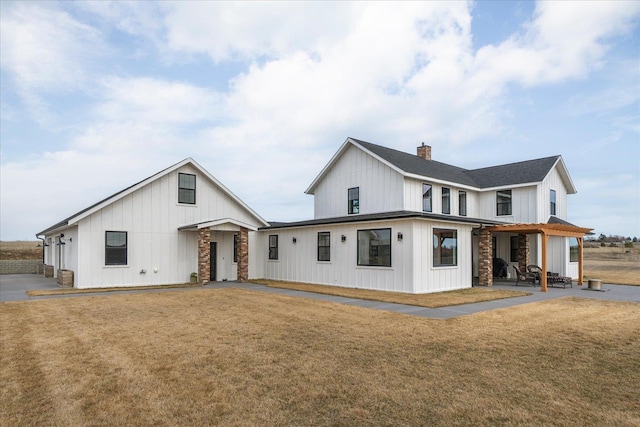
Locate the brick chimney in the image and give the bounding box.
[417,143,431,160]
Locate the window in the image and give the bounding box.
[442,187,450,214]
[105,231,127,266]
[268,235,278,260]
[348,187,359,214]
[459,191,467,216]
[569,237,579,262]
[433,229,457,267]
[550,190,557,216]
[510,236,519,262]
[178,173,196,204]
[496,190,512,216]
[317,232,330,262]
[422,184,432,212]
[357,228,391,267]
[233,234,239,263]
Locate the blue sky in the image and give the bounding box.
[1,1,639,240]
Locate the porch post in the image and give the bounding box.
[540,233,548,292]
[238,227,249,283]
[517,233,530,273]
[578,237,584,286]
[198,228,211,286]
[478,228,493,286]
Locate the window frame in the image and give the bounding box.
[422,183,432,212]
[178,173,196,205]
[233,234,239,263]
[317,232,331,262]
[348,187,360,214]
[357,228,391,267]
[496,190,512,216]
[550,189,557,216]
[510,236,519,263]
[105,231,128,266]
[442,187,451,214]
[433,228,458,267]
[459,191,467,216]
[569,237,579,263]
[268,235,278,260]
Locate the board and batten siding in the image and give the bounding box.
[258,219,415,293]
[313,145,404,219]
[412,220,474,293]
[74,165,261,288]
[477,185,538,224]
[538,166,568,222]
[404,177,479,217]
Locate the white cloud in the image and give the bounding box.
[0,2,104,125]
[96,77,224,125]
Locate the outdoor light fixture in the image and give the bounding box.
[292,237,297,244]
[397,232,403,241]
[59,234,66,245]
[341,235,346,242]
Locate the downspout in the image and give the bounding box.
[36,235,46,264]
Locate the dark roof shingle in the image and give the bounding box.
[351,138,560,189]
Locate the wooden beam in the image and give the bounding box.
[578,237,584,286]
[541,233,548,292]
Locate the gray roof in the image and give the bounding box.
[263,210,505,230]
[352,138,560,189]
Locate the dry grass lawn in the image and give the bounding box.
[584,247,640,286]
[254,279,532,308]
[1,289,638,426]
[0,241,41,260]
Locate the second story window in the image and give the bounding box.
[442,188,450,214]
[496,190,512,216]
[459,191,467,216]
[550,190,556,216]
[348,187,359,214]
[178,173,196,204]
[422,183,432,212]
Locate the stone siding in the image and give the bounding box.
[0,260,43,275]
[56,269,74,287]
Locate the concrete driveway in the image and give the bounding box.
[1,274,638,319]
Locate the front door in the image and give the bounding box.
[210,242,217,281]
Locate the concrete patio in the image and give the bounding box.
[1,274,638,319]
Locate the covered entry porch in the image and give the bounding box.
[478,222,592,292]
[178,218,256,286]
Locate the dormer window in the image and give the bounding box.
[348,187,359,214]
[178,173,196,204]
[496,190,512,216]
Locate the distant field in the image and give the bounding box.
[2,241,638,285]
[583,246,640,286]
[0,241,41,261]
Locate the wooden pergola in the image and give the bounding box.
[485,223,593,292]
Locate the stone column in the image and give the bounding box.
[517,233,530,273]
[478,228,493,286]
[238,227,249,283]
[198,228,211,286]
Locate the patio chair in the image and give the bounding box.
[513,265,538,286]
[546,272,573,288]
[527,265,542,282]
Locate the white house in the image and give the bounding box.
[251,137,591,292]
[37,158,268,289]
[38,138,591,293]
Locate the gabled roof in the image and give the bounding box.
[306,137,577,194]
[37,158,269,236]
